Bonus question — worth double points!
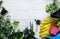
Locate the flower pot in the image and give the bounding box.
[50,9,60,18]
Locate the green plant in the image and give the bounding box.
[0,0,37,39]
[13,20,19,26]
[8,31,23,39]
[0,0,38,39]
[46,4,58,13]
[23,28,37,39]
[53,0,57,4]
[0,14,23,39]
[46,0,59,13]
[0,0,2,5]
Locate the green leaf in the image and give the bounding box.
[23,28,37,39]
[5,21,11,26]
[0,0,2,5]
[0,14,3,19]
[13,36,18,39]
[46,4,58,13]
[17,29,20,32]
[57,21,60,27]
[53,0,57,3]
[20,36,23,39]
[13,20,19,26]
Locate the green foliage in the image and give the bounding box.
[23,28,37,39]
[46,0,59,13]
[13,20,19,26]
[0,14,3,19]
[0,0,37,39]
[53,0,57,4]
[0,14,37,39]
[0,0,2,5]
[0,14,22,39]
[8,31,23,39]
[46,4,58,13]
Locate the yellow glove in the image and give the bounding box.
[39,17,59,37]
[39,24,51,37]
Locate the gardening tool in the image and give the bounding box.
[35,19,40,32]
[30,21,33,30]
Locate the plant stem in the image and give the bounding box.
[53,0,57,4]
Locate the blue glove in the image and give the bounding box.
[44,33,60,39]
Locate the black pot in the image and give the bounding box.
[1,7,8,16]
[0,37,3,39]
[0,36,3,39]
[50,9,60,18]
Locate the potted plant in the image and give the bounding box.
[46,3,58,13]
[45,0,60,18]
[46,0,58,13]
[50,9,60,18]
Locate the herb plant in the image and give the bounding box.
[0,14,22,39]
[46,0,59,13]
[23,28,37,39]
